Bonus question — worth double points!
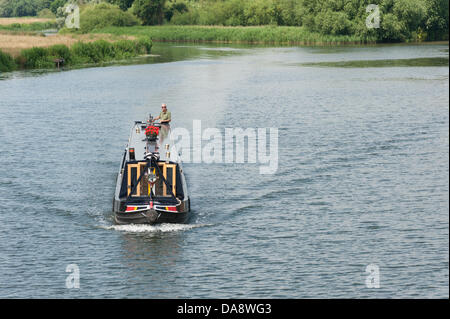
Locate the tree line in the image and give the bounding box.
[0,0,448,41]
[0,0,66,17]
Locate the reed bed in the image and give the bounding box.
[95,25,376,45]
[0,33,78,57]
[0,33,137,57]
[0,21,58,32]
[0,36,152,72]
[0,48,15,72]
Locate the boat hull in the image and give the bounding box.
[113,197,190,225]
[114,209,189,225]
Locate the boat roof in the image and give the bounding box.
[125,121,180,163]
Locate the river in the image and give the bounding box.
[0,42,448,298]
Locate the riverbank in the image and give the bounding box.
[0,32,140,57]
[94,25,378,45]
[1,24,368,73]
[0,34,152,72]
[0,18,57,32]
[0,16,152,73]
[1,22,447,73]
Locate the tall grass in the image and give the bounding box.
[3,37,152,71]
[95,25,377,45]
[0,21,58,32]
[18,46,54,68]
[0,49,16,72]
[0,33,85,58]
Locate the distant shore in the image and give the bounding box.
[0,17,156,73]
[1,19,448,73]
[0,31,152,73]
[95,25,379,46]
[94,25,450,46]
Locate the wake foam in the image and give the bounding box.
[103,223,210,233]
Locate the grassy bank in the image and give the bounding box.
[0,20,57,32]
[0,48,15,71]
[94,25,377,45]
[0,36,151,72]
[0,32,138,57]
[0,17,57,32]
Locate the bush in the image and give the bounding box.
[71,41,102,63]
[164,0,448,42]
[380,13,408,42]
[2,36,151,73]
[0,50,16,72]
[164,0,188,22]
[65,38,151,64]
[113,39,137,58]
[92,40,117,60]
[131,0,166,25]
[19,47,53,69]
[80,3,139,33]
[243,0,276,26]
[47,44,73,64]
[50,0,66,14]
[136,37,152,54]
[170,10,199,25]
[37,8,56,19]
[314,10,352,35]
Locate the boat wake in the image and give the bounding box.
[102,223,211,233]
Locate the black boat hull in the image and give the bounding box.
[114,209,189,225]
[113,197,190,225]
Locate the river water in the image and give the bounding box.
[0,42,448,298]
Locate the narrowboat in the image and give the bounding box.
[113,116,190,225]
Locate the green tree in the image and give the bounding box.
[107,0,135,11]
[393,0,427,31]
[164,0,188,22]
[50,0,67,14]
[37,0,53,10]
[79,2,139,33]
[244,0,277,26]
[0,0,38,17]
[132,0,166,25]
[380,12,407,41]
[424,0,449,40]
